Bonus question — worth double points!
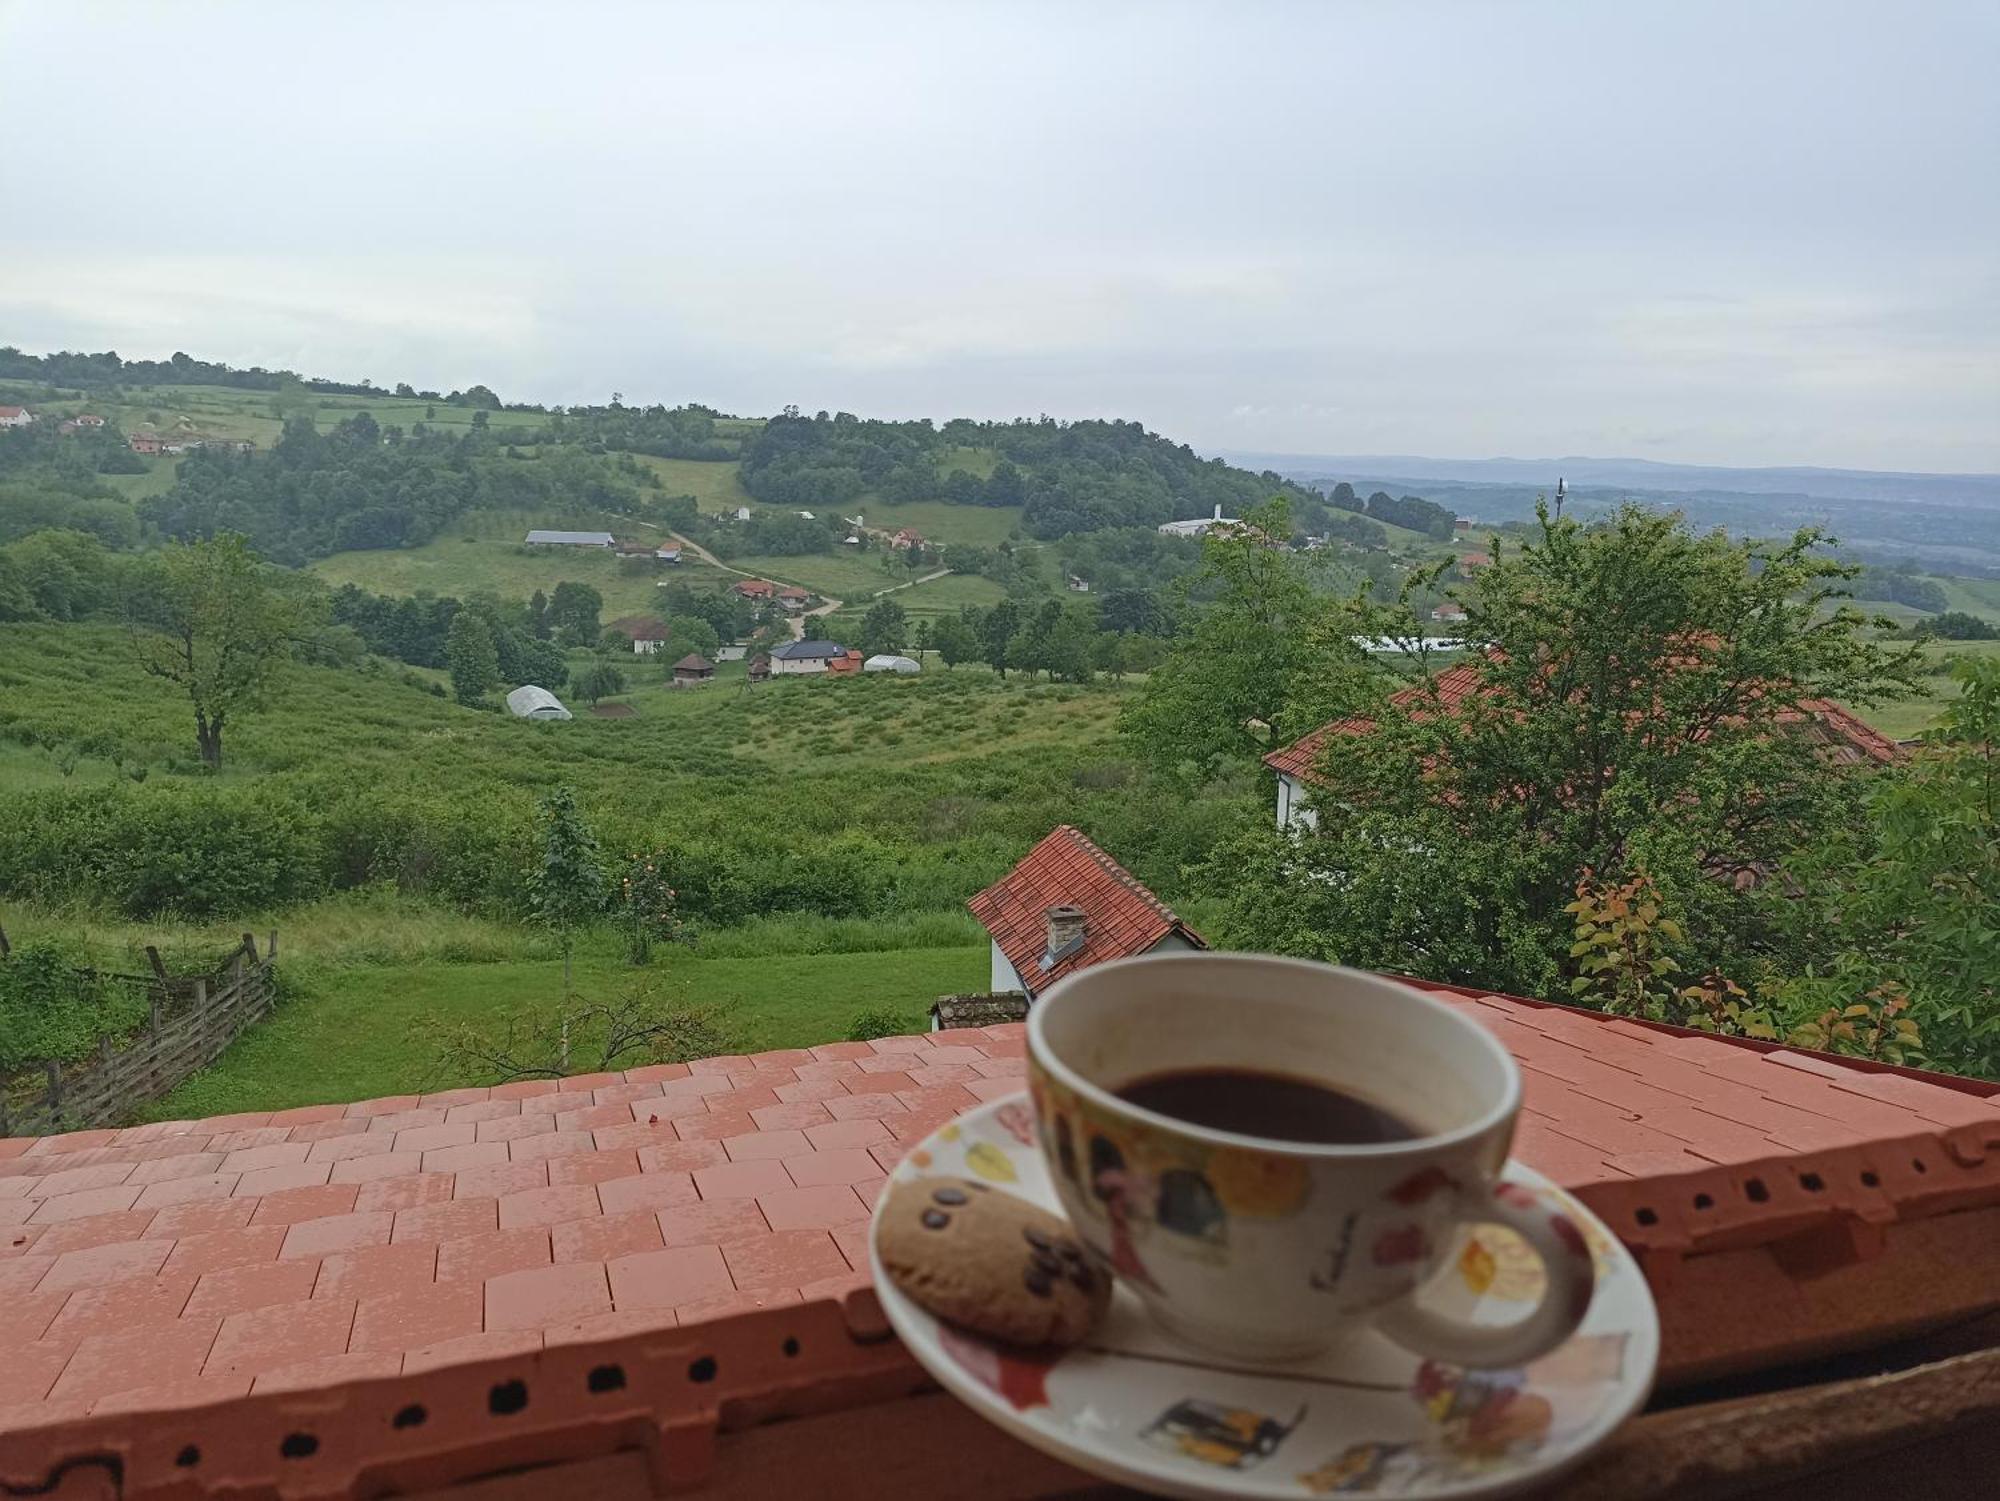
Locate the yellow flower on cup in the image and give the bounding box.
[1205,1148,1311,1217]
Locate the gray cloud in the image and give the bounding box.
[1,0,1993,469]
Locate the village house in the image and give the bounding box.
[889,527,924,550]
[1459,550,1492,571]
[73,413,104,428]
[127,432,163,455]
[0,405,33,428]
[654,543,682,564]
[671,652,715,687]
[731,505,752,521]
[965,823,1208,999]
[826,647,864,675]
[524,529,615,548]
[775,586,811,612]
[1065,575,1090,593]
[731,579,777,602]
[605,616,672,655]
[1157,502,1241,538]
[1431,600,1468,623]
[1265,658,1902,831]
[747,650,772,682]
[768,639,847,675]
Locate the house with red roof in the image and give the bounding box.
[889,528,924,550]
[604,616,671,655]
[730,579,776,601]
[1266,659,1901,830]
[965,825,1206,998]
[0,406,33,429]
[775,587,811,612]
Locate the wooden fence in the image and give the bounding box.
[0,932,279,1139]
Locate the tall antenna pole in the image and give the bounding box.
[1554,476,1567,520]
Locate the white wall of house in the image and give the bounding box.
[990,941,1026,995]
[1276,773,1318,831]
[771,656,829,675]
[633,639,663,656]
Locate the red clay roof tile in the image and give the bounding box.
[1,1002,1996,1471]
[965,825,1207,997]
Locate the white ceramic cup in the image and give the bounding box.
[1026,952,1595,1366]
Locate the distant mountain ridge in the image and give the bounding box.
[1217,452,2000,511]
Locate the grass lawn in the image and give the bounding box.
[855,498,1024,547]
[727,551,909,600]
[630,455,756,513]
[144,943,988,1118]
[312,514,729,616]
[106,384,548,443]
[100,458,182,500]
[936,445,999,479]
[1935,575,2000,622]
[1849,639,2000,738]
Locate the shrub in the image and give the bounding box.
[0,937,149,1073]
[846,1008,910,1042]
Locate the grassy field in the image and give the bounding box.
[726,550,911,600]
[936,445,999,479]
[99,384,548,445]
[854,498,1024,546]
[1935,575,2000,621]
[4,898,990,1117]
[630,455,756,513]
[311,511,729,615]
[817,571,1009,638]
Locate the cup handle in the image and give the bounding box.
[1373,1174,1597,1369]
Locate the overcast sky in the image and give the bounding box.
[2,1,1994,471]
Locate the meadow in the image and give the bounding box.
[629,455,757,513]
[310,509,730,617]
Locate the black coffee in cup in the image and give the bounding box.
[1115,1066,1418,1146]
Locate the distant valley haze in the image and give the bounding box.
[2,0,1995,473]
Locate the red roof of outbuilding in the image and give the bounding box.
[0,998,1997,1480]
[1264,661,1900,782]
[731,580,776,597]
[964,825,1206,998]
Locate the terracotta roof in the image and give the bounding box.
[1264,660,1900,782]
[1,1000,1997,1482]
[964,826,1206,998]
[604,615,669,641]
[731,580,776,597]
[775,587,809,600]
[671,654,713,673]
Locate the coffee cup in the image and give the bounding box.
[1025,952,1594,1366]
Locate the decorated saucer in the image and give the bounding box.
[869,1094,1658,1500]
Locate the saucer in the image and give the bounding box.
[868,1094,1658,1500]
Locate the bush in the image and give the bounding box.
[0,937,149,1072]
[846,1008,910,1042]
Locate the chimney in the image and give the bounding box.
[1043,904,1088,965]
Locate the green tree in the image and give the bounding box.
[547,581,602,647]
[980,598,1021,678]
[127,534,304,768]
[1779,658,2000,1075]
[573,662,628,704]
[1207,505,1918,1000]
[528,588,552,640]
[1122,498,1371,783]
[528,786,606,1064]
[860,598,908,657]
[933,616,975,668]
[1922,611,1998,641]
[446,610,501,705]
[914,618,932,662]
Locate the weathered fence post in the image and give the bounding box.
[145,946,169,983]
[43,1060,61,1122]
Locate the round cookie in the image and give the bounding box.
[879,1176,1111,1347]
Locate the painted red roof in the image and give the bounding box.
[731,580,776,597]
[776,587,809,600]
[0,998,1996,1473]
[964,825,1206,998]
[1264,661,1899,782]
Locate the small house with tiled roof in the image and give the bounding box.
[965,825,1206,999]
[670,654,714,687]
[775,587,811,613]
[604,616,671,656]
[730,579,776,601]
[1266,660,1902,831]
[0,406,33,428]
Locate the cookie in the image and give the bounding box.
[878,1176,1111,1347]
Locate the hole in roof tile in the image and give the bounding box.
[393,1405,427,1430]
[1744,1178,1769,1203]
[1692,1193,1714,1211]
[1633,1208,1658,1227]
[488,1380,529,1416]
[280,1434,319,1461]
[1799,1172,1825,1193]
[782,1337,801,1358]
[1861,1171,1880,1188]
[175,1446,201,1469]
[688,1356,718,1383]
[1912,1158,1928,1174]
[588,1364,626,1394]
